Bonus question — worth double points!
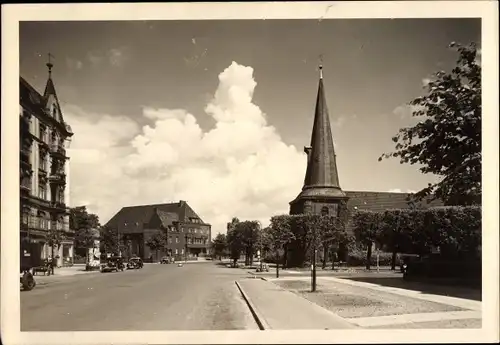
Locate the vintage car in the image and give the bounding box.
[100,256,125,273]
[160,256,174,264]
[127,257,144,269]
[20,256,36,291]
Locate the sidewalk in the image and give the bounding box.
[34,264,100,280]
[236,278,357,330]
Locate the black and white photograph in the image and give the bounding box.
[2,2,498,344]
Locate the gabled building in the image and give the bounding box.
[105,200,211,261]
[20,60,74,268]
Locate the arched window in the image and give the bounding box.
[321,206,329,216]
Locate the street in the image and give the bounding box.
[21,262,258,331]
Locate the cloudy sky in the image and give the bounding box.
[19,19,480,234]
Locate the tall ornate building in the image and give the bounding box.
[290,66,348,217]
[20,60,74,268]
[288,66,443,266]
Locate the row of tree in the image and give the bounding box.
[352,206,482,269]
[212,204,481,272]
[212,203,352,271]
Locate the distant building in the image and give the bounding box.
[20,60,74,268]
[288,65,442,265]
[105,200,211,261]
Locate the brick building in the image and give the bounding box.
[20,60,74,268]
[105,200,211,261]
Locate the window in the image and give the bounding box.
[39,186,47,200]
[39,155,46,170]
[181,249,184,254]
[168,237,172,244]
[175,249,178,255]
[39,125,46,142]
[321,206,329,216]
[22,212,29,225]
[175,237,179,243]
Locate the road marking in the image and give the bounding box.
[345,310,482,327]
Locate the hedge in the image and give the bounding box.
[352,206,481,258]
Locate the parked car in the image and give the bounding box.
[127,257,144,269]
[100,256,125,273]
[160,256,173,264]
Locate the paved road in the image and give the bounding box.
[21,263,258,331]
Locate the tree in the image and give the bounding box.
[70,206,100,264]
[145,232,166,262]
[100,225,120,255]
[46,226,65,264]
[226,218,244,266]
[238,221,260,266]
[268,215,295,278]
[352,210,383,270]
[212,233,228,260]
[379,42,481,206]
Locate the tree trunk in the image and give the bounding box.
[391,250,397,271]
[322,245,328,269]
[366,242,372,270]
[283,244,288,268]
[331,249,336,271]
[276,251,280,278]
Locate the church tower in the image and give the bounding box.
[289,65,348,217]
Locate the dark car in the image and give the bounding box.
[127,257,144,269]
[100,256,125,273]
[20,252,36,291]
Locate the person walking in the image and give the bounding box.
[51,256,57,275]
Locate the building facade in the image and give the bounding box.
[20,61,74,268]
[105,200,211,261]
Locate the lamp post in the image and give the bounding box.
[184,234,188,263]
[311,221,317,292]
[256,220,263,272]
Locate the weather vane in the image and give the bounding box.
[47,53,55,74]
[318,54,324,78]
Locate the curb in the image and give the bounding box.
[235,281,269,330]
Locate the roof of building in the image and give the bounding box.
[105,200,210,234]
[156,210,179,227]
[20,77,45,114]
[344,190,444,212]
[20,74,72,136]
[292,66,345,203]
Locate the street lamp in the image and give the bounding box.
[185,233,188,263]
[255,220,263,272]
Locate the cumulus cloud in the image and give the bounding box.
[64,61,305,236]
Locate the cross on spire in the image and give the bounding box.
[47,53,54,75]
[318,54,324,79]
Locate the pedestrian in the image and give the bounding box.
[51,256,57,275]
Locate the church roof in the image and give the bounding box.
[344,191,444,212]
[105,201,209,234]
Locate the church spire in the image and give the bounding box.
[44,53,57,98]
[302,65,343,192]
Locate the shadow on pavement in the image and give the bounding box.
[343,276,481,301]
